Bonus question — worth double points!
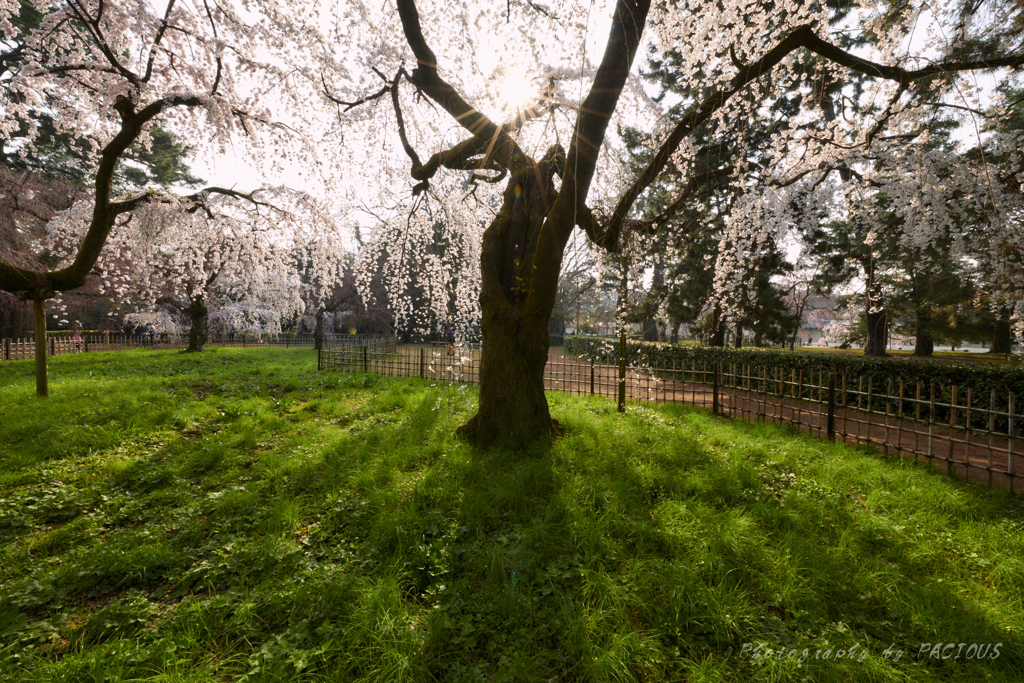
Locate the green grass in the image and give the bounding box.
[0,347,1021,682]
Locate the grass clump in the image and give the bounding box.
[0,347,1021,681]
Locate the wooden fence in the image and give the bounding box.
[318,344,1019,492]
[1,333,396,360]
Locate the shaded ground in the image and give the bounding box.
[1,348,1022,682]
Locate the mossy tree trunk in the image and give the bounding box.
[709,306,725,347]
[914,307,934,357]
[314,308,326,351]
[456,160,564,446]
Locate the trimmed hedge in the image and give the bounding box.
[563,336,1024,401]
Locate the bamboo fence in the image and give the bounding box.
[319,343,1019,491]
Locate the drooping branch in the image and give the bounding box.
[801,32,1024,85]
[381,68,513,193]
[321,71,391,112]
[107,185,277,217]
[65,0,142,85]
[200,0,223,94]
[594,165,736,252]
[608,25,823,241]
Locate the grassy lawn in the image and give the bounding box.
[0,348,1021,682]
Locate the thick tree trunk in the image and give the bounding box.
[186,296,208,353]
[863,257,887,357]
[456,159,563,447]
[753,329,763,348]
[990,316,1013,354]
[33,297,48,398]
[865,304,888,356]
[458,303,554,446]
[671,321,680,344]
[734,321,743,348]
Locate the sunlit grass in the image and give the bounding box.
[0,348,1021,681]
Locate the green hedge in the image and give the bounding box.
[563,336,1024,402]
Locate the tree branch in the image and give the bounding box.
[523,0,652,321]
[65,0,141,85]
[395,0,525,173]
[142,0,177,83]
[606,24,1024,248]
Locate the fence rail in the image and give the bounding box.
[1,332,397,360]
[318,343,1019,492]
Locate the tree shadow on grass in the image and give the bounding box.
[412,406,1024,682]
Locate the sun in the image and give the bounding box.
[498,68,539,113]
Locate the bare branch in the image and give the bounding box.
[322,73,390,111]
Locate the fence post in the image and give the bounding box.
[420,347,425,378]
[928,382,936,463]
[866,377,873,447]
[617,330,626,413]
[897,380,904,452]
[948,386,958,476]
[3,338,8,361]
[712,362,719,415]
[363,345,368,374]
[50,336,55,356]
[590,359,595,396]
[1009,392,1016,480]
[827,372,836,441]
[761,366,767,421]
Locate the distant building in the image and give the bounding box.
[798,296,837,346]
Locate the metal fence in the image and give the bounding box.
[318,343,1019,492]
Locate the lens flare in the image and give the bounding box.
[499,68,538,113]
